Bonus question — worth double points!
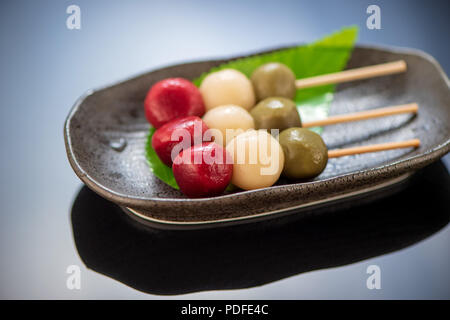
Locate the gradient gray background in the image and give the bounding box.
[0,0,449,299]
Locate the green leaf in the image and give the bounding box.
[193,26,358,134]
[145,127,179,189]
[146,26,358,189]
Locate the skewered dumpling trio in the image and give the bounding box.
[144,61,419,198]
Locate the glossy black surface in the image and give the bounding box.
[72,161,449,295]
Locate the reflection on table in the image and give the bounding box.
[71,161,449,295]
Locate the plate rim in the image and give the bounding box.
[122,172,414,229]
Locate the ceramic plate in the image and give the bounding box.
[64,45,450,228]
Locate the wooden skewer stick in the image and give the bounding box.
[302,103,418,128]
[295,60,407,89]
[328,139,420,158]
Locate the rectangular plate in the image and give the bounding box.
[64,45,450,227]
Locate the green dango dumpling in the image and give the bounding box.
[251,62,296,101]
[278,127,328,179]
[250,97,301,133]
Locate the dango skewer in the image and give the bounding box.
[295,60,407,89]
[327,139,421,158]
[229,128,420,191]
[144,61,409,130]
[250,98,418,133]
[251,60,407,101]
[301,103,418,128]
[277,127,420,182]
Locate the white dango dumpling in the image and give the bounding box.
[199,69,256,111]
[202,105,255,146]
[226,130,284,190]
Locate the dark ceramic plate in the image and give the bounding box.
[64,45,450,228]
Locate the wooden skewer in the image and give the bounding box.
[328,139,420,158]
[295,60,407,89]
[302,103,418,128]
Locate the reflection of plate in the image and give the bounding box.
[64,45,450,227]
[71,161,450,294]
